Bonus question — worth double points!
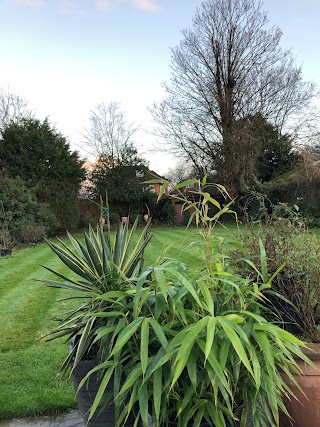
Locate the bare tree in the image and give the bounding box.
[150,0,319,194]
[166,162,195,185]
[83,101,140,168]
[0,87,33,129]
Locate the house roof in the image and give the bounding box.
[146,170,170,182]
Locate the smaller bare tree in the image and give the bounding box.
[166,162,195,185]
[0,87,33,129]
[83,101,140,168]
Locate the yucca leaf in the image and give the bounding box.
[72,317,95,368]
[119,216,139,268]
[123,227,152,277]
[84,232,104,277]
[41,264,93,289]
[38,277,93,292]
[46,240,98,282]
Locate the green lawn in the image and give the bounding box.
[0,225,239,419]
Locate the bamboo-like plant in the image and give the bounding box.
[77,177,311,427]
[40,214,152,373]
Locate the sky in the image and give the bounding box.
[1,0,320,175]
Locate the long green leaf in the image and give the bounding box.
[109,318,144,357]
[141,318,149,377]
[88,366,115,421]
[217,317,254,378]
[138,382,149,427]
[205,317,216,361]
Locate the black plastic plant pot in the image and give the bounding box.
[72,358,116,427]
[0,248,12,256]
[71,339,140,427]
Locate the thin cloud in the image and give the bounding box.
[95,0,113,11]
[94,0,161,13]
[16,0,45,6]
[130,0,160,12]
[60,0,85,16]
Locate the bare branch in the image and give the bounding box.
[82,101,140,166]
[0,87,34,130]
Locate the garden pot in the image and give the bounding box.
[70,338,140,427]
[280,343,320,427]
[121,216,129,223]
[99,217,106,225]
[0,248,12,256]
[143,214,149,222]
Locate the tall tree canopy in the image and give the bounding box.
[83,100,152,214]
[0,118,85,229]
[90,146,151,215]
[151,0,318,194]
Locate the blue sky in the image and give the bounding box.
[1,0,320,173]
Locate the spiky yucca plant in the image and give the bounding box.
[40,216,152,374]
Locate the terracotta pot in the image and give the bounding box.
[280,343,320,427]
[121,216,129,223]
[143,214,149,222]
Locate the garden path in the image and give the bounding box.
[0,411,83,427]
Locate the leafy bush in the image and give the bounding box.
[263,151,320,220]
[109,212,120,225]
[153,198,175,225]
[239,197,320,342]
[0,175,58,243]
[18,223,48,244]
[181,209,191,226]
[36,180,80,231]
[0,229,12,248]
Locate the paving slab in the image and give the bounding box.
[0,411,84,427]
